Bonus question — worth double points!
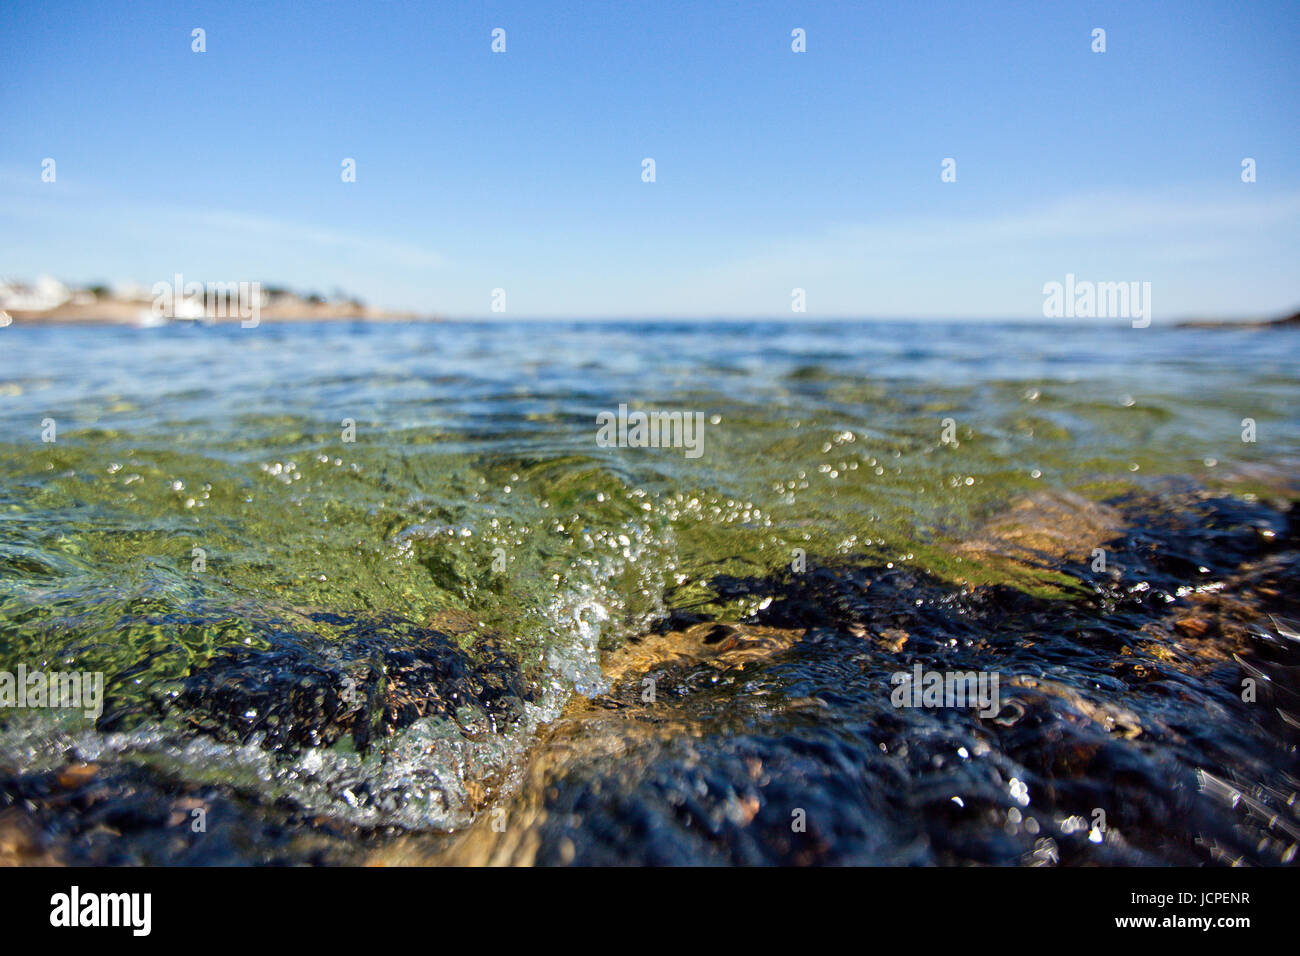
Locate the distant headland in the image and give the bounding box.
[1175,310,1300,330]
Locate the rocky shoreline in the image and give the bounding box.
[1176,310,1300,330]
[4,482,1297,866]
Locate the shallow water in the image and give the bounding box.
[1,320,1297,864]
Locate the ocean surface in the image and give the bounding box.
[1,319,1298,864]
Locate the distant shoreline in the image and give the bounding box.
[1174,311,1300,330]
[1,301,438,326]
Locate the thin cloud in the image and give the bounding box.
[189,210,447,270]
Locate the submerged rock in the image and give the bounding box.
[419,489,1300,866]
[103,611,535,755]
[0,759,366,865]
[958,489,1123,567]
[597,621,806,688]
[3,611,542,862]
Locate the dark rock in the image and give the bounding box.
[115,611,534,754]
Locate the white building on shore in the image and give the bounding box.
[0,275,73,312]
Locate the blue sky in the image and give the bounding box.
[1,0,1297,319]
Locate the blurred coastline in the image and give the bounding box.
[0,275,434,325]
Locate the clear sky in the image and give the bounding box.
[1,0,1297,319]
